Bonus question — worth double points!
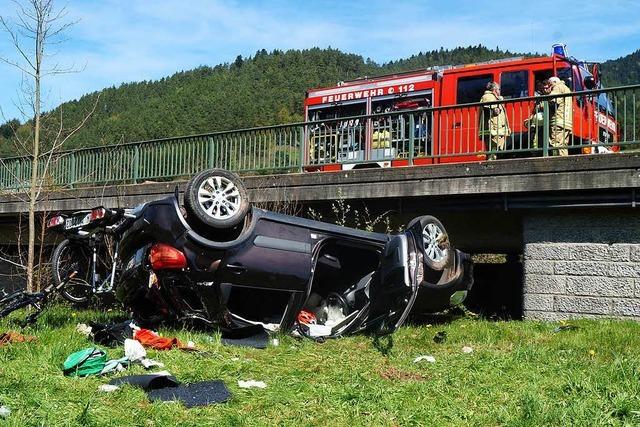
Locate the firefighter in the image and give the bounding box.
[544,76,573,156]
[524,80,546,150]
[479,82,510,160]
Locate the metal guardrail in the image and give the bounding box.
[0,84,639,190]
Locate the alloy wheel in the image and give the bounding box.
[197,176,241,220]
[423,222,446,263]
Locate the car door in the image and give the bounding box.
[367,233,418,333]
[215,216,313,292]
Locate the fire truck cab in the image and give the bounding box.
[303,45,617,171]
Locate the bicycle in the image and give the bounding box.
[47,206,136,307]
[0,273,78,325]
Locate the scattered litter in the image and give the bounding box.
[187,341,195,349]
[134,328,186,350]
[62,348,108,377]
[90,320,137,347]
[238,380,267,389]
[230,357,240,362]
[413,355,436,364]
[76,323,92,337]
[323,302,347,327]
[462,346,474,354]
[100,358,128,375]
[305,324,332,338]
[63,347,140,377]
[433,331,447,344]
[98,384,120,393]
[271,338,279,347]
[0,406,10,418]
[141,358,165,369]
[124,339,146,361]
[553,325,580,333]
[109,372,178,391]
[221,325,269,349]
[123,339,164,369]
[148,380,231,407]
[0,331,37,347]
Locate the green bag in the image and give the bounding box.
[62,347,107,377]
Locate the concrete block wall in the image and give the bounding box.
[523,211,640,320]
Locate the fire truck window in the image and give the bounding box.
[557,67,573,90]
[500,71,529,99]
[456,75,493,104]
[370,94,433,158]
[308,101,366,164]
[309,102,366,121]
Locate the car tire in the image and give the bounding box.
[184,169,250,230]
[407,215,453,271]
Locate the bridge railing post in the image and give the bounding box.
[208,137,215,169]
[69,152,76,188]
[408,114,415,166]
[299,125,306,173]
[133,145,140,184]
[542,100,550,157]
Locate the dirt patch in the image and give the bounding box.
[377,365,426,382]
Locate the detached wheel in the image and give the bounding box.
[408,216,453,271]
[184,169,249,229]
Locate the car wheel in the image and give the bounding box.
[184,169,250,229]
[407,216,453,271]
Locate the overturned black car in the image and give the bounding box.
[52,169,473,338]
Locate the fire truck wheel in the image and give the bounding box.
[184,169,250,229]
[408,216,453,271]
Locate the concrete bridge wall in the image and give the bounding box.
[0,154,639,320]
[523,210,640,320]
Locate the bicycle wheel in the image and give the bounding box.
[52,239,93,304]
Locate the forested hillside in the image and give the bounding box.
[0,45,637,156]
[0,46,520,155]
[601,49,640,86]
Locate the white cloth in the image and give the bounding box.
[238,380,267,389]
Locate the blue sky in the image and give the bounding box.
[0,0,638,122]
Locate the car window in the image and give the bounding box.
[500,70,529,99]
[456,74,493,104]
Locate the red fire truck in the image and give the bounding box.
[303,45,618,171]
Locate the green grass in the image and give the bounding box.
[1,305,640,426]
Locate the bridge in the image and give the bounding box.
[1,85,639,321]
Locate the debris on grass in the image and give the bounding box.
[0,331,37,347]
[98,384,119,393]
[462,346,474,354]
[0,406,10,418]
[271,338,279,347]
[238,380,267,389]
[553,325,580,333]
[377,366,426,381]
[413,355,436,363]
[433,331,447,343]
[76,323,92,337]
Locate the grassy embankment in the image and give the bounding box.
[1,305,639,426]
